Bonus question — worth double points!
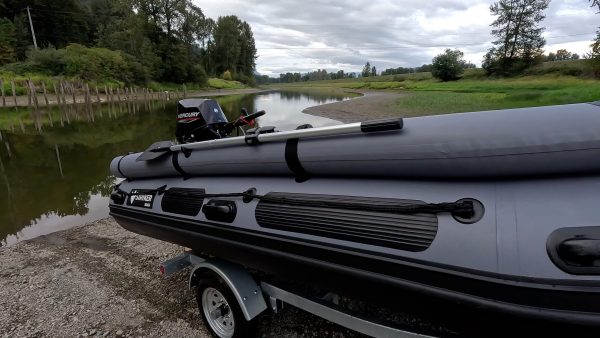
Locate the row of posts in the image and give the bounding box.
[0,79,188,108]
[0,81,188,179]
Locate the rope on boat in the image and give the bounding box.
[112,185,475,218]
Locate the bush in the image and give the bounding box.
[233,73,258,86]
[1,44,154,84]
[63,44,129,82]
[123,54,151,84]
[191,64,208,86]
[221,70,232,81]
[30,47,69,74]
[431,49,465,81]
[524,60,586,77]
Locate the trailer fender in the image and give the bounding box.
[189,259,267,321]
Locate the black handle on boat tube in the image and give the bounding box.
[113,184,477,219]
[360,118,403,133]
[244,110,266,121]
[223,110,267,135]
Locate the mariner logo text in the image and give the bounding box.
[128,190,155,208]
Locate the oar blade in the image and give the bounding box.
[136,141,174,161]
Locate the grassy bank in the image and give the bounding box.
[274,71,600,116]
[0,71,247,96]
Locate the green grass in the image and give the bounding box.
[0,71,126,95]
[276,69,600,116]
[207,78,246,89]
[395,75,600,115]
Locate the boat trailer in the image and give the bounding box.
[160,251,433,338]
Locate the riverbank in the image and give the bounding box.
[0,218,364,338]
[302,90,405,123]
[0,88,269,108]
[279,74,600,120]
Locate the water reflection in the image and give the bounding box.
[0,90,355,246]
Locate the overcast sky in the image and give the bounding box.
[195,0,599,76]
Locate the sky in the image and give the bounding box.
[195,0,600,76]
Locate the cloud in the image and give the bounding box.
[195,0,599,76]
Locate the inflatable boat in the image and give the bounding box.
[109,99,600,325]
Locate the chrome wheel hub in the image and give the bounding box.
[202,287,235,338]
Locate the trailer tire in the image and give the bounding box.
[196,271,256,338]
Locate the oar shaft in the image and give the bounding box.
[169,118,402,152]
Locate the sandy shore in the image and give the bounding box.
[0,218,363,338]
[303,90,406,123]
[0,88,269,108]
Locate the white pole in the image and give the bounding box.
[26,6,38,50]
[168,120,402,152]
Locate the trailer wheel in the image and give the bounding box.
[196,271,256,338]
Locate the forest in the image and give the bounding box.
[0,0,257,86]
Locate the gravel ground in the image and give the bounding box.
[302,91,406,123]
[0,218,367,338]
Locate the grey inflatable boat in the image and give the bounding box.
[109,99,600,325]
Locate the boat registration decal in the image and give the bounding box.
[126,189,156,209]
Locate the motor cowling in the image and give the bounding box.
[176,99,229,143]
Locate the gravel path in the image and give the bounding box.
[0,218,365,338]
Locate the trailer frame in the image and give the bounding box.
[160,251,433,338]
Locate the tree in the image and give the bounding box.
[0,0,256,85]
[590,31,600,76]
[0,18,16,65]
[371,66,377,76]
[210,15,256,77]
[484,0,550,75]
[237,21,257,77]
[96,3,161,79]
[27,0,92,48]
[589,1,600,76]
[431,49,465,81]
[362,62,371,77]
[555,49,572,61]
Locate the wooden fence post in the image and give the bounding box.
[55,144,64,178]
[52,82,59,105]
[11,80,17,107]
[95,86,100,103]
[29,81,39,110]
[41,82,50,106]
[0,79,5,107]
[26,80,32,107]
[71,83,77,104]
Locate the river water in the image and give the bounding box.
[0,90,355,246]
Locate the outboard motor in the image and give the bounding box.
[176,98,267,143]
[176,99,229,143]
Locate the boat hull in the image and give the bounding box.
[110,175,600,325]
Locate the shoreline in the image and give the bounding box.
[301,90,407,123]
[0,88,269,108]
[0,218,363,337]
